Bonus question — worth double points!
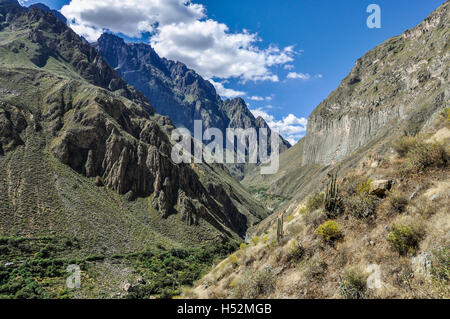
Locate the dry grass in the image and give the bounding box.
[187,135,449,300]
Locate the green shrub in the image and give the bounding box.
[407,142,448,172]
[251,236,259,245]
[387,224,424,255]
[285,241,305,264]
[357,179,372,197]
[393,136,418,157]
[339,268,367,299]
[306,193,324,212]
[85,254,105,262]
[315,221,343,242]
[229,254,238,267]
[344,195,377,219]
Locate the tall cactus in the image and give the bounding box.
[325,173,341,218]
[277,215,284,244]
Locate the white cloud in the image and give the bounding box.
[250,108,307,145]
[62,0,204,40]
[151,21,295,82]
[284,64,295,70]
[61,0,297,83]
[287,72,311,80]
[249,95,273,101]
[287,72,324,81]
[209,80,246,99]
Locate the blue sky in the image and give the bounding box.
[19,0,446,144]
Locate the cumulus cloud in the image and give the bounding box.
[209,80,246,99]
[61,0,297,82]
[287,72,311,80]
[250,108,307,145]
[249,96,273,101]
[284,64,295,70]
[62,0,204,41]
[287,72,324,81]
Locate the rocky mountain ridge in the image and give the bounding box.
[0,0,268,247]
[93,33,290,179]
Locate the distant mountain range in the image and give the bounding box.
[93,33,291,179]
[0,0,269,251]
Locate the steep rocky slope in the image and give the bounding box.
[188,1,449,299]
[0,0,268,249]
[302,2,449,166]
[93,33,290,179]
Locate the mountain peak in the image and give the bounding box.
[0,0,21,16]
[29,3,67,24]
[98,32,126,44]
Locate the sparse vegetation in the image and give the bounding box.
[440,107,450,122]
[232,268,275,299]
[303,209,327,228]
[387,191,409,213]
[407,141,448,172]
[430,248,449,282]
[393,136,418,157]
[301,255,327,281]
[285,241,305,264]
[306,193,325,212]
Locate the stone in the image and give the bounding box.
[411,252,432,278]
[369,180,393,197]
[95,176,104,187]
[122,282,131,292]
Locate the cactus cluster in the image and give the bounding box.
[277,215,284,244]
[325,173,342,218]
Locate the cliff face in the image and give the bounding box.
[302,1,449,166]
